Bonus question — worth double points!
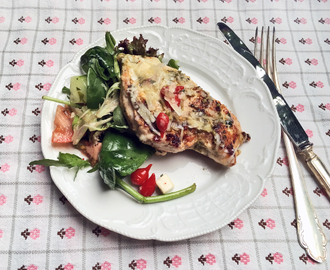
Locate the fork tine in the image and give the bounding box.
[271,27,281,92]
[259,26,264,66]
[253,27,258,57]
[266,26,272,78]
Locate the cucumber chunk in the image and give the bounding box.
[70,75,87,104]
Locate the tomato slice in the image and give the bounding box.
[51,105,73,143]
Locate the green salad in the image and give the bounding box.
[30,32,195,204]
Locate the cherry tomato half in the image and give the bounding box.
[131,164,152,185]
[156,112,169,137]
[139,173,156,197]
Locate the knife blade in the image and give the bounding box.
[218,22,330,198]
[218,22,310,150]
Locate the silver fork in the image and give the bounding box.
[255,26,327,263]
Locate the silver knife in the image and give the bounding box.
[218,22,330,199]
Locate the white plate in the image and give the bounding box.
[41,25,280,241]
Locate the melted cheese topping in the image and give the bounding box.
[122,55,230,135]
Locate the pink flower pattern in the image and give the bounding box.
[316,81,324,88]
[43,83,51,91]
[25,16,32,23]
[305,38,312,45]
[136,259,147,270]
[240,253,250,265]
[52,17,59,23]
[300,18,307,24]
[289,81,297,88]
[65,227,75,239]
[46,60,54,67]
[64,264,74,270]
[0,16,5,23]
[261,188,268,197]
[266,218,275,229]
[251,17,258,24]
[129,18,136,24]
[178,17,185,24]
[20,37,28,44]
[305,129,313,138]
[310,59,318,65]
[285,58,292,65]
[76,38,84,45]
[280,38,287,44]
[275,17,282,24]
[33,195,43,205]
[227,16,234,23]
[202,17,210,24]
[4,135,13,143]
[273,252,283,264]
[296,104,304,112]
[234,218,244,229]
[1,163,10,173]
[326,103,330,110]
[101,261,111,270]
[0,194,7,205]
[205,253,216,265]
[9,108,17,116]
[29,228,40,239]
[104,18,111,25]
[0,229,3,238]
[282,156,289,166]
[154,17,161,24]
[171,255,182,267]
[26,265,38,270]
[13,83,21,90]
[49,38,57,45]
[16,59,24,66]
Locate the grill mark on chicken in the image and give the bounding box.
[118,54,250,167]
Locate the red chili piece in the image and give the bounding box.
[175,85,184,93]
[160,86,183,110]
[139,173,156,197]
[156,112,169,137]
[130,164,152,185]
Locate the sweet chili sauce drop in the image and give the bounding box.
[130,164,152,186]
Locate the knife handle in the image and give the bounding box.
[300,145,330,198]
[284,135,327,262]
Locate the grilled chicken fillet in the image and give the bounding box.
[118,54,250,167]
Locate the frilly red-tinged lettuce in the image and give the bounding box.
[117,34,164,60]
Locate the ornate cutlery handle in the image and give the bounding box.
[285,136,327,262]
[300,145,330,198]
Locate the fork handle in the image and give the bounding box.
[284,134,327,262]
[300,145,330,198]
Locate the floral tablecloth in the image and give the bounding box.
[1,0,330,269]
